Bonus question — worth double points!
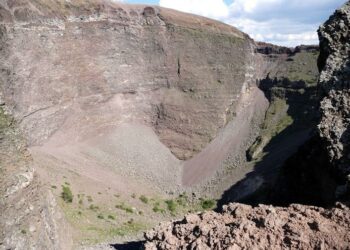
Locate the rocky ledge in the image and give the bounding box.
[145,202,350,250]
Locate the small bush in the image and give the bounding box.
[87,196,93,202]
[20,229,26,234]
[61,186,73,203]
[200,199,216,210]
[108,215,115,220]
[79,199,83,205]
[139,195,149,204]
[152,202,165,213]
[115,203,133,213]
[131,193,136,199]
[176,193,189,206]
[97,214,104,219]
[78,211,82,216]
[165,200,177,213]
[89,204,99,211]
[51,185,57,189]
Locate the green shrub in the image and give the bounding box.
[51,185,57,189]
[165,200,177,213]
[20,229,26,234]
[87,196,93,202]
[89,204,99,211]
[200,199,216,210]
[97,214,104,219]
[131,193,136,199]
[108,215,115,220]
[152,202,165,213]
[115,203,133,213]
[61,186,73,203]
[176,193,189,206]
[139,195,149,204]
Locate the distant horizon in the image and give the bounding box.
[116,0,346,47]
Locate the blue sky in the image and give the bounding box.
[119,0,346,47]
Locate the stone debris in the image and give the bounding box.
[144,203,350,250]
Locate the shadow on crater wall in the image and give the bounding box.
[216,75,344,209]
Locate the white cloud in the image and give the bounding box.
[157,0,346,47]
[226,0,345,46]
[226,17,319,46]
[159,0,229,19]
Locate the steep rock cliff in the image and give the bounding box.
[0,0,271,196]
[318,1,350,177]
[0,0,258,161]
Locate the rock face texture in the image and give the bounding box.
[318,1,350,177]
[145,202,350,250]
[0,0,270,196]
[0,0,257,161]
[0,108,72,249]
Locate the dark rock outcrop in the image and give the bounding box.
[271,1,350,206]
[318,1,350,178]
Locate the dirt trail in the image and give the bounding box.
[182,87,269,186]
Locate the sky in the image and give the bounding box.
[118,0,346,47]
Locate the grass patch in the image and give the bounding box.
[139,195,149,204]
[176,193,189,206]
[89,204,99,211]
[165,200,177,213]
[200,198,216,210]
[115,203,133,213]
[108,215,115,220]
[152,202,165,213]
[105,220,146,237]
[61,185,73,203]
[84,220,147,243]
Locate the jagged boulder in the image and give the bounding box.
[144,203,350,249]
[318,1,350,177]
